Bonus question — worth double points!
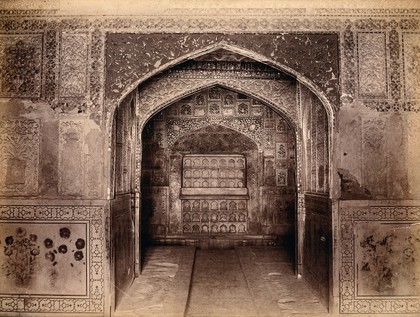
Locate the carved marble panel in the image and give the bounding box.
[0,205,104,314]
[407,116,420,198]
[388,29,402,104]
[59,32,88,98]
[182,155,246,189]
[182,199,248,234]
[357,32,387,98]
[356,222,419,296]
[340,203,420,314]
[59,120,84,196]
[403,33,420,100]
[0,119,40,196]
[300,85,329,194]
[43,29,58,103]
[0,34,43,98]
[362,118,387,198]
[142,187,169,235]
[341,24,356,103]
[0,222,87,295]
[166,117,263,149]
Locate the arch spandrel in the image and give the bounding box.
[107,37,339,115]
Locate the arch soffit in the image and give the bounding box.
[138,78,298,133]
[114,42,336,122]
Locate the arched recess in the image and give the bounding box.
[109,47,335,312]
[141,120,265,243]
[109,42,337,119]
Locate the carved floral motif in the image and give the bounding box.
[358,32,387,98]
[59,33,88,98]
[403,33,420,100]
[2,227,40,287]
[0,34,42,97]
[0,119,39,196]
[340,204,420,314]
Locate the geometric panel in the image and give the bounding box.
[181,198,248,235]
[182,154,246,189]
[0,204,104,314]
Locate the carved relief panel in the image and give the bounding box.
[182,199,248,234]
[0,34,43,98]
[181,154,248,234]
[181,155,246,190]
[0,119,40,196]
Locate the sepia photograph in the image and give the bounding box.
[0,0,419,316]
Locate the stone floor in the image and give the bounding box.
[114,246,195,317]
[114,246,328,317]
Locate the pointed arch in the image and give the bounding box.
[111,42,336,123]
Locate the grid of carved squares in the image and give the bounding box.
[182,156,245,188]
[166,87,264,118]
[182,199,247,234]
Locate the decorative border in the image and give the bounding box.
[339,204,420,314]
[0,205,104,314]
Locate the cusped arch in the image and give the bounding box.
[170,123,260,152]
[115,42,336,122]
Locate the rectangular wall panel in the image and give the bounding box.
[0,204,104,314]
[403,33,420,100]
[358,32,387,98]
[0,119,40,196]
[0,34,43,98]
[59,32,88,98]
[59,120,84,195]
[339,202,420,314]
[0,222,88,296]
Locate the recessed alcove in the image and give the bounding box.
[141,85,297,247]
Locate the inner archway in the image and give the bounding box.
[141,86,296,253]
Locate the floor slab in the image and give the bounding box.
[114,246,195,317]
